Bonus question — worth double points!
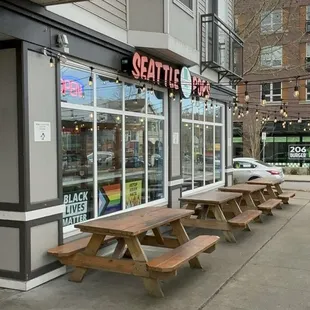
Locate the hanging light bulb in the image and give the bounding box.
[150,87,154,95]
[241,108,244,117]
[210,101,214,108]
[173,94,176,101]
[304,128,307,131]
[244,81,250,102]
[137,87,142,95]
[233,110,236,116]
[261,93,266,106]
[191,96,195,104]
[238,111,241,119]
[115,76,120,84]
[256,116,259,122]
[88,67,94,86]
[298,113,302,123]
[289,121,292,125]
[255,108,258,115]
[142,84,146,91]
[267,114,270,121]
[246,106,249,114]
[280,105,284,114]
[228,105,231,111]
[169,89,174,98]
[293,77,299,98]
[274,113,277,123]
[49,57,54,68]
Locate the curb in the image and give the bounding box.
[284,180,310,183]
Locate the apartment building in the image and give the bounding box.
[234,1,310,167]
[0,0,241,290]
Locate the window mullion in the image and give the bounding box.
[122,82,126,210]
[93,73,98,219]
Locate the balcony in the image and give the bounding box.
[306,57,310,72]
[200,13,243,85]
[29,0,85,5]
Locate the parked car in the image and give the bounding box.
[233,157,284,184]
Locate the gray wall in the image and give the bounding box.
[75,0,127,29]
[128,0,164,32]
[0,48,19,203]
[28,51,58,203]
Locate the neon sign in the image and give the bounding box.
[61,78,84,98]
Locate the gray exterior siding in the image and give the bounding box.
[75,0,127,29]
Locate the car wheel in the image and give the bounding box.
[248,176,259,181]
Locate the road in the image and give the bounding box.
[282,181,310,192]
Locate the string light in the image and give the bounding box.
[289,121,292,125]
[238,111,241,119]
[298,113,302,123]
[173,94,176,101]
[169,89,174,98]
[88,67,94,86]
[115,76,120,84]
[267,114,270,121]
[49,57,54,68]
[191,96,195,104]
[293,77,299,98]
[210,101,214,108]
[255,105,259,115]
[150,87,154,95]
[137,87,142,95]
[274,111,277,123]
[261,93,266,106]
[244,81,250,102]
[256,116,259,122]
[142,84,146,91]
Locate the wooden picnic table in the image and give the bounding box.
[179,191,262,243]
[219,183,282,216]
[50,207,219,297]
[246,178,295,204]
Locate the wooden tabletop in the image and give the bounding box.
[246,178,282,185]
[75,207,194,237]
[219,184,266,193]
[179,191,242,205]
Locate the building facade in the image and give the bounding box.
[0,0,241,290]
[234,0,310,167]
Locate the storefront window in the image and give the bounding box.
[61,64,167,230]
[182,98,225,191]
[61,108,94,227]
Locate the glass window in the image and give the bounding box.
[148,119,164,201]
[61,66,93,106]
[261,10,282,33]
[147,89,164,116]
[261,46,282,67]
[62,108,94,227]
[125,116,146,208]
[307,6,310,20]
[263,82,281,102]
[194,124,204,188]
[182,98,193,120]
[193,100,204,121]
[306,80,310,101]
[205,125,214,185]
[215,126,223,182]
[176,0,193,10]
[205,100,214,122]
[125,83,146,113]
[97,112,122,216]
[182,122,192,191]
[96,75,122,110]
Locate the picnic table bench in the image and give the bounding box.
[179,191,262,243]
[48,207,219,297]
[247,178,295,204]
[219,184,282,216]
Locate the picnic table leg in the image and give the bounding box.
[266,185,277,198]
[274,183,283,195]
[125,236,164,297]
[243,194,263,223]
[69,234,106,282]
[112,238,128,259]
[170,220,203,269]
[211,205,237,243]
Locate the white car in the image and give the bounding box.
[233,157,284,184]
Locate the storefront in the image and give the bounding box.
[0,1,235,291]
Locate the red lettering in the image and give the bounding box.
[162,65,169,87]
[192,76,198,95]
[169,67,174,88]
[140,56,148,79]
[155,62,162,85]
[61,79,65,94]
[71,81,78,97]
[131,52,141,79]
[174,69,180,90]
[147,59,155,81]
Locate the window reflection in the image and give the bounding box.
[215,104,222,123]
[61,108,94,226]
[194,124,204,188]
[148,119,164,201]
[205,125,214,184]
[215,126,223,182]
[125,83,146,113]
[193,100,204,121]
[97,113,122,216]
[182,98,192,119]
[96,76,122,110]
[205,100,213,122]
[61,66,93,106]
[182,122,192,191]
[125,116,146,207]
[147,90,164,116]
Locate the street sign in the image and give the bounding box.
[262,132,266,141]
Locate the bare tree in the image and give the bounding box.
[235,0,306,76]
[242,113,265,159]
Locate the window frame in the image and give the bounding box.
[260,9,283,33]
[262,82,282,103]
[61,61,169,235]
[307,6,310,21]
[306,80,310,101]
[260,46,283,68]
[181,99,225,195]
[173,0,194,17]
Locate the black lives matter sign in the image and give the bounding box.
[63,191,88,227]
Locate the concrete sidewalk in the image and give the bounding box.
[0,192,310,310]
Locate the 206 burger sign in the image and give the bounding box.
[131,52,210,99]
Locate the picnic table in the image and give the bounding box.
[48,207,219,297]
[179,191,262,243]
[219,184,282,216]
[247,178,295,204]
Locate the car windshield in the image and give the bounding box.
[255,160,272,167]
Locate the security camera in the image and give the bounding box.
[57,34,69,48]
